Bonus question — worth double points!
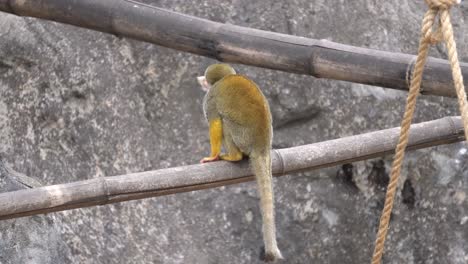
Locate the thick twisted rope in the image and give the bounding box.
[371,0,466,263]
[439,8,468,141]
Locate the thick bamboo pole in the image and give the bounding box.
[0,116,463,220]
[0,0,467,97]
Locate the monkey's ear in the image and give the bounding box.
[197,76,210,91]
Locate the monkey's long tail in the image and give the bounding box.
[250,151,283,262]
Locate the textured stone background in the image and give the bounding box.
[1,0,468,263]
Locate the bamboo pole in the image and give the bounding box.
[0,116,463,221]
[0,0,467,97]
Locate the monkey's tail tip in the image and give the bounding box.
[260,246,283,262]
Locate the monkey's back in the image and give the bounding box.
[210,75,272,152]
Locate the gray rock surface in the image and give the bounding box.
[1,0,468,263]
[0,158,69,264]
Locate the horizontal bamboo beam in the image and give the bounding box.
[0,116,464,220]
[0,0,467,97]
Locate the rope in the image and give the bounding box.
[439,7,468,141]
[371,1,466,263]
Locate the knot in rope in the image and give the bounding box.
[425,0,459,10]
[422,0,460,45]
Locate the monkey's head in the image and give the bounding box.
[197,63,236,91]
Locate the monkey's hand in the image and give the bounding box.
[200,155,220,163]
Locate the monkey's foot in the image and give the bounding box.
[200,155,220,163]
[220,153,243,162]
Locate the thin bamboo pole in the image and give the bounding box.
[0,116,464,220]
[0,0,467,97]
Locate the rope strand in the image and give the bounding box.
[439,10,468,141]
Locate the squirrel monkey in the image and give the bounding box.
[198,64,283,262]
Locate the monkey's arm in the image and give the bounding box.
[201,118,223,163]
